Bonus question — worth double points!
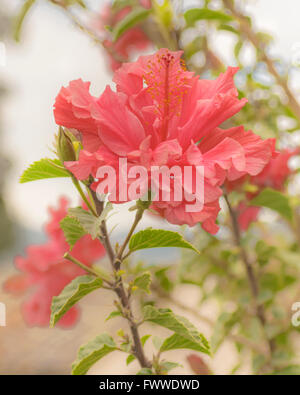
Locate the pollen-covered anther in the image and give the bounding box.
[143,51,189,122]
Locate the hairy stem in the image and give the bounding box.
[115,281,152,369]
[88,188,152,369]
[224,194,275,358]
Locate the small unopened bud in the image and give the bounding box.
[57,127,77,162]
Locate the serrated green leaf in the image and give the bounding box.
[143,306,210,355]
[105,311,122,321]
[184,8,233,27]
[68,203,112,239]
[72,333,116,375]
[60,216,86,250]
[112,8,151,41]
[250,188,293,221]
[14,0,36,42]
[20,158,70,183]
[160,333,209,354]
[133,272,151,294]
[129,228,200,254]
[50,275,102,327]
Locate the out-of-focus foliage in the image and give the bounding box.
[0,5,13,253]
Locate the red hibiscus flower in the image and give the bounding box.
[4,198,106,327]
[226,148,299,230]
[53,49,276,234]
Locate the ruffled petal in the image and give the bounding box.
[54,79,102,152]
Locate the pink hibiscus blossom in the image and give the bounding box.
[54,49,276,234]
[226,148,299,230]
[97,0,151,71]
[5,198,105,328]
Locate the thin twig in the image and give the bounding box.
[223,193,276,358]
[54,3,127,64]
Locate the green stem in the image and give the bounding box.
[87,188,152,370]
[64,252,112,288]
[116,208,144,265]
[71,176,98,216]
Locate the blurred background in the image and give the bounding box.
[0,0,300,375]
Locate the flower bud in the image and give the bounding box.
[57,127,77,162]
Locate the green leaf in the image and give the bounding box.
[68,203,112,240]
[14,0,36,42]
[69,207,101,239]
[184,8,233,27]
[72,333,116,375]
[120,341,131,353]
[160,361,181,373]
[250,188,293,221]
[50,275,102,327]
[255,240,276,267]
[60,216,86,250]
[137,368,153,375]
[112,8,151,41]
[141,334,151,346]
[20,158,70,183]
[152,336,164,350]
[160,334,209,354]
[129,228,200,254]
[105,311,122,321]
[126,354,136,365]
[258,289,274,304]
[234,40,244,60]
[271,365,300,375]
[155,267,174,292]
[210,312,240,353]
[143,306,210,355]
[133,272,151,294]
[218,24,238,34]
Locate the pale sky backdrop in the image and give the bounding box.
[1,0,300,233]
